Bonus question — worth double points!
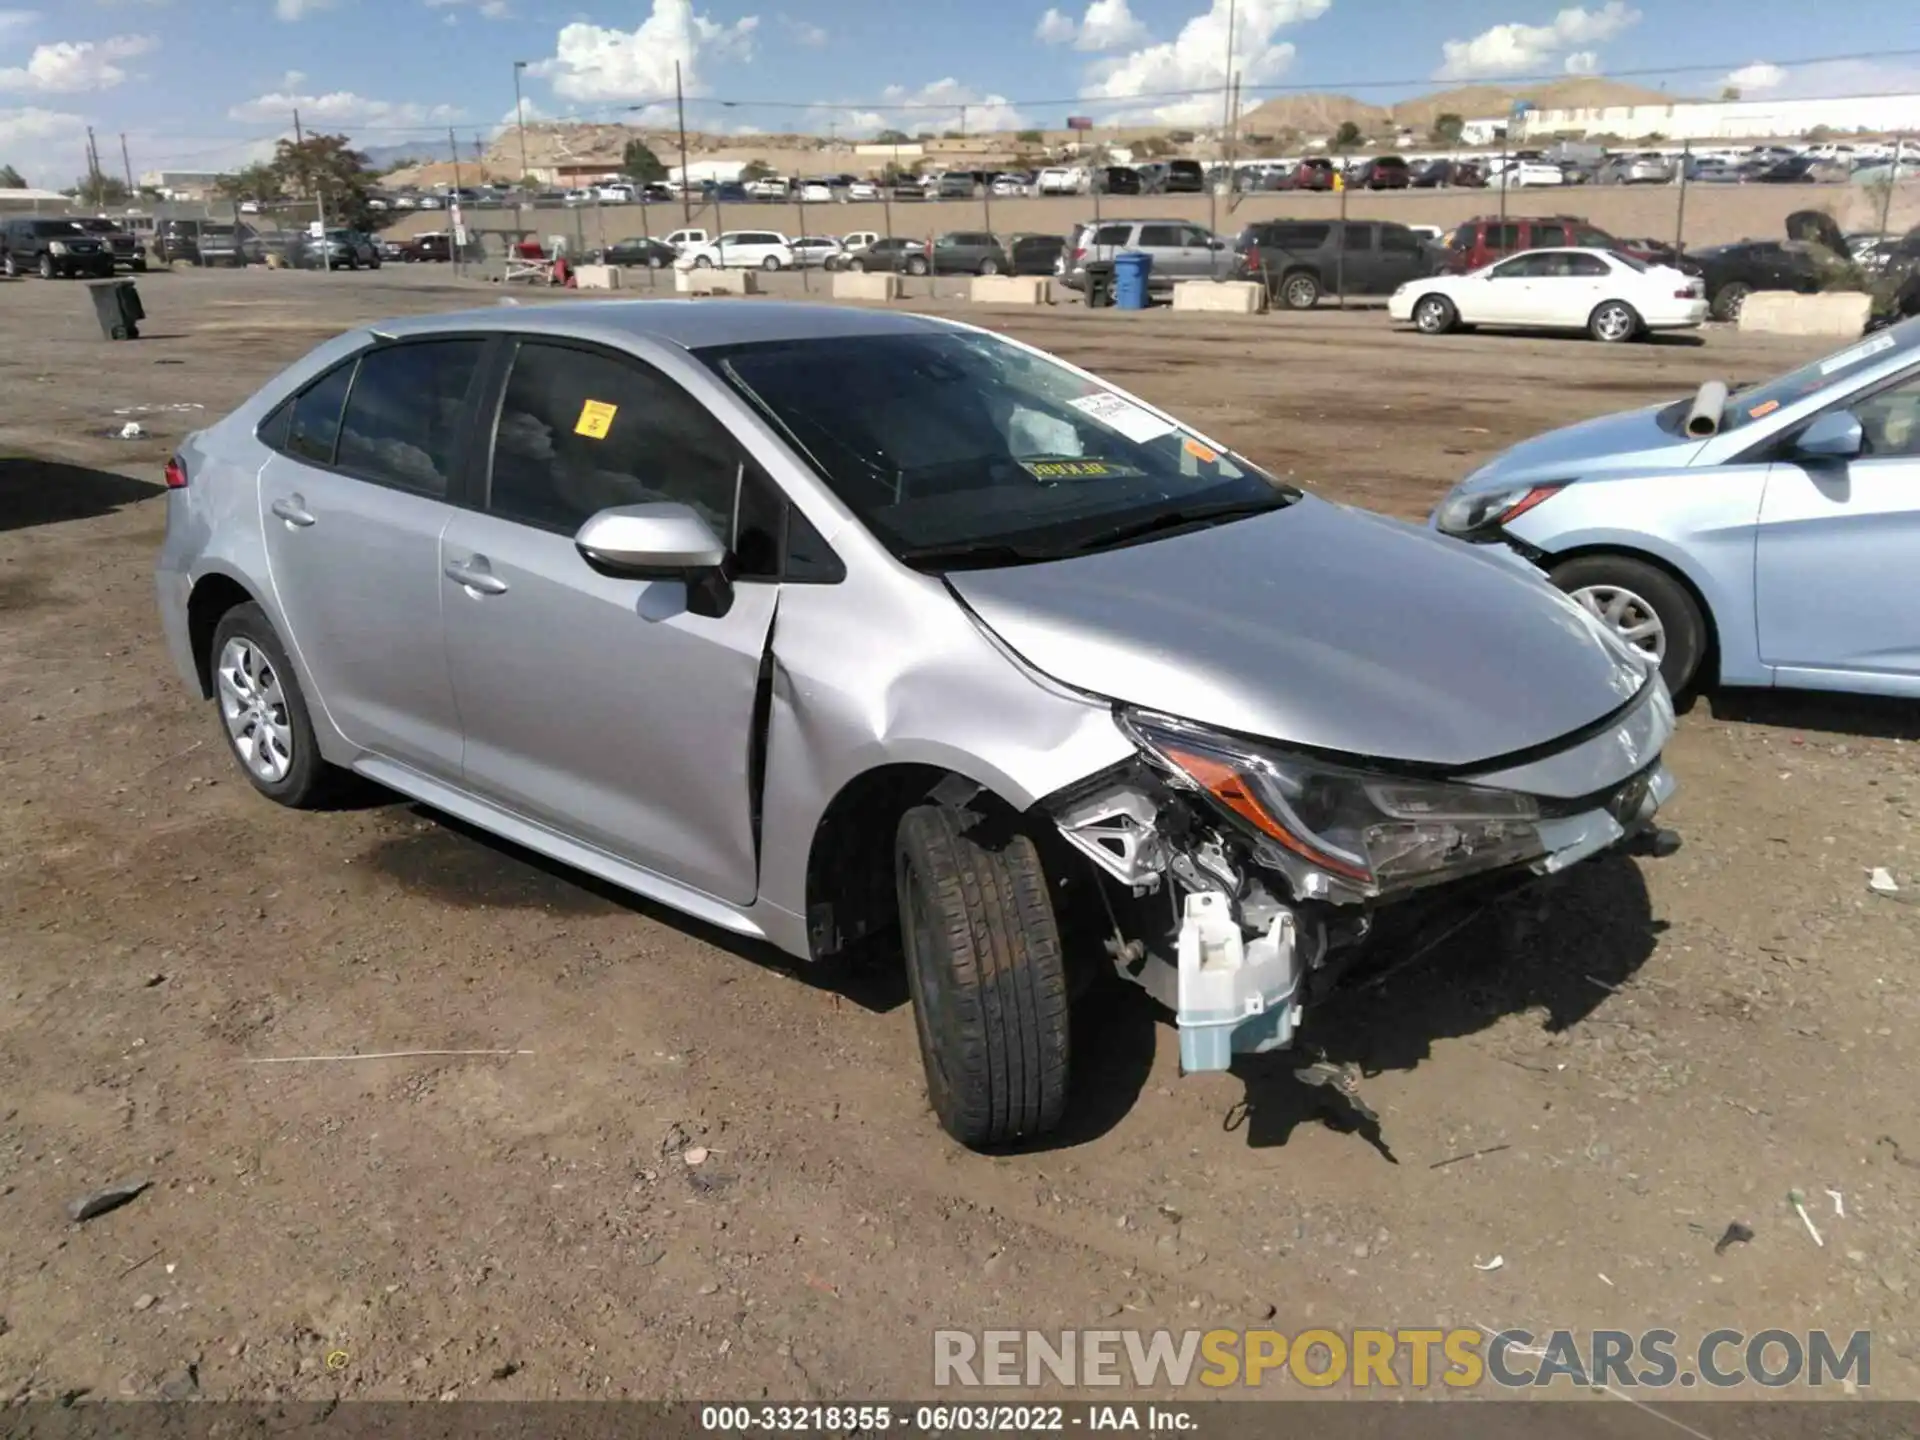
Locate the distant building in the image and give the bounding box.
[139,170,224,200]
[1458,118,1508,146]
[669,160,747,185]
[1517,91,1920,141]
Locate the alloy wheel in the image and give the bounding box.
[1415,297,1452,333]
[216,636,296,784]
[1571,584,1666,663]
[1593,302,1636,342]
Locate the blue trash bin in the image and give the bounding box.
[1113,250,1153,309]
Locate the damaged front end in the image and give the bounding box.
[1047,693,1676,1073]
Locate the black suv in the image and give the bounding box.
[73,217,147,272]
[154,219,250,267]
[1,217,115,278]
[1232,219,1435,308]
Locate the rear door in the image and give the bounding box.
[1374,224,1429,290]
[1135,222,1192,280]
[1336,223,1379,294]
[256,338,485,777]
[1755,363,1920,693]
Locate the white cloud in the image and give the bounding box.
[275,0,332,20]
[1720,60,1785,93]
[531,0,758,104]
[0,33,154,92]
[1037,0,1148,50]
[873,77,1026,134]
[1080,0,1329,125]
[1562,49,1597,75]
[777,12,824,45]
[0,102,83,182]
[228,89,463,127]
[1435,2,1638,81]
[280,68,306,87]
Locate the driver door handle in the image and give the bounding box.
[445,558,509,596]
[270,495,316,528]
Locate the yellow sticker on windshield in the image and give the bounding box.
[575,399,618,439]
[1023,458,1135,481]
[1183,437,1219,463]
[1748,399,1780,419]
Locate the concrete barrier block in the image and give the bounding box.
[573,264,622,291]
[833,270,904,301]
[674,267,760,296]
[1738,290,1872,337]
[970,275,1052,305]
[1171,280,1267,314]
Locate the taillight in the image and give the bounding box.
[164,456,187,489]
[1244,244,1261,272]
[1675,288,1697,299]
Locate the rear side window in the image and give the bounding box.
[1263,223,1331,250]
[1341,224,1373,252]
[1092,224,1131,246]
[1485,223,1521,250]
[281,362,355,465]
[1532,223,1569,247]
[335,340,484,498]
[1138,224,1185,248]
[1564,253,1611,277]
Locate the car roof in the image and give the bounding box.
[368,299,964,352]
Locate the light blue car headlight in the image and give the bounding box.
[1433,481,1568,540]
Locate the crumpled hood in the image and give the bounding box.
[948,495,1650,769]
[1455,401,1705,492]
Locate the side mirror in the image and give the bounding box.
[575,502,727,576]
[1795,410,1864,460]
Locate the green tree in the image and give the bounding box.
[1015,128,1043,144]
[1429,112,1465,144]
[738,158,774,182]
[70,174,131,206]
[215,163,285,203]
[270,131,377,229]
[0,163,25,188]
[1333,120,1363,149]
[1719,86,1740,102]
[621,137,667,183]
[875,128,910,145]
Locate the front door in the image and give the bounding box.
[1458,253,1544,323]
[257,338,484,777]
[1755,366,1920,693]
[440,337,778,905]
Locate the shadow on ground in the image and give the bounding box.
[0,459,162,532]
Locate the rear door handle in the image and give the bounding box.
[445,557,509,596]
[270,495,316,528]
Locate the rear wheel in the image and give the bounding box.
[1588,299,1641,343]
[693,255,713,269]
[1549,554,1707,696]
[848,257,867,272]
[1413,294,1458,334]
[762,254,782,271]
[1280,270,1320,309]
[895,804,1071,1149]
[1711,281,1751,323]
[208,603,332,807]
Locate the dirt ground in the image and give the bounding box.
[3,267,1919,1409]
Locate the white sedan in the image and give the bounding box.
[1390,247,1708,343]
[848,181,881,201]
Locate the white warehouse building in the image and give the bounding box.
[1516,91,1920,142]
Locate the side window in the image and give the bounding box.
[487,341,748,542]
[1379,226,1420,255]
[282,361,355,465]
[1565,253,1611,277]
[1181,226,1215,247]
[1486,223,1521,250]
[1093,224,1131,247]
[1489,254,1544,280]
[1341,224,1372,252]
[1138,224,1184,248]
[1449,223,1477,250]
[335,340,483,498]
[1855,371,1920,460]
[1533,223,1569,247]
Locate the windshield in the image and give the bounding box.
[702,330,1298,566]
[1720,316,1920,431]
[29,220,86,236]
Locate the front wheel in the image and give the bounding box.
[209,602,332,807]
[1413,293,1458,334]
[906,256,929,276]
[762,255,782,271]
[1588,299,1642,343]
[1549,555,1707,696]
[693,255,713,269]
[38,253,55,280]
[895,804,1071,1149]
[848,258,867,272]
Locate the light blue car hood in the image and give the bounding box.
[1457,400,1708,493]
[948,495,1650,770]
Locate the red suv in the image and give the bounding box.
[1440,215,1668,273]
[1286,158,1337,192]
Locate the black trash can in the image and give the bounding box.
[1082,260,1115,308]
[86,279,145,340]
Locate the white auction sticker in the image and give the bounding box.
[1070,391,1177,444]
[1819,330,1897,375]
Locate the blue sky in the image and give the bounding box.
[3,0,1918,186]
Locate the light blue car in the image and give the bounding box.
[1432,315,1920,698]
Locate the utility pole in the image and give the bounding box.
[84,125,100,205]
[959,104,968,138]
[119,133,135,196]
[675,59,692,224]
[294,108,328,250]
[1211,0,1234,267]
[448,125,465,279]
[512,60,532,240]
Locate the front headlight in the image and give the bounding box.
[48,240,69,255]
[1126,712,1544,897]
[1432,481,1566,539]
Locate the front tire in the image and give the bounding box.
[895,804,1071,1149]
[38,253,54,280]
[1413,293,1458,334]
[1589,299,1641,343]
[762,254,782,271]
[907,256,929,276]
[209,603,331,808]
[1549,555,1707,696]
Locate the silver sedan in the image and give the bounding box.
[156,301,1674,1148]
